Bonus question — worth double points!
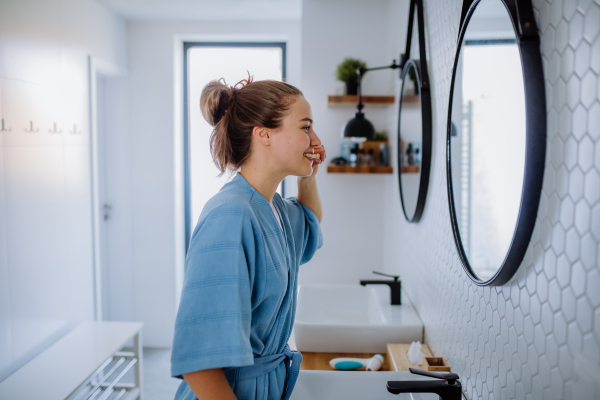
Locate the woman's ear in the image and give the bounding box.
[252,126,270,146]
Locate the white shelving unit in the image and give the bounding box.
[0,321,143,400]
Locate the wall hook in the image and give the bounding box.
[1,118,10,132]
[24,121,39,133]
[69,124,82,135]
[49,122,62,134]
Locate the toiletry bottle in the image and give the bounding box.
[368,149,375,166]
[399,140,404,166]
[349,148,357,167]
[340,142,352,162]
[406,143,415,166]
[379,143,389,166]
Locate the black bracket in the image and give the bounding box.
[457,0,539,44]
[353,0,430,112]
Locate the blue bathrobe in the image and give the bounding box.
[171,173,323,400]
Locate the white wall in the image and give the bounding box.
[298,0,408,285]
[0,0,127,381]
[126,19,301,347]
[382,0,600,398]
[125,0,410,345]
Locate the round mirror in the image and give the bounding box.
[447,0,545,285]
[398,60,431,222]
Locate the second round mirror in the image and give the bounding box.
[398,59,431,223]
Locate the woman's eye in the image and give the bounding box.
[303,125,310,133]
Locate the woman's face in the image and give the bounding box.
[271,96,323,177]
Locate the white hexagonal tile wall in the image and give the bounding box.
[395,1,600,398]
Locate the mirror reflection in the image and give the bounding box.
[398,62,422,220]
[449,0,525,281]
[397,5,430,223]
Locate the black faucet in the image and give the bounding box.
[387,368,462,400]
[359,271,401,305]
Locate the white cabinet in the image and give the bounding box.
[0,79,62,146]
[0,322,144,400]
[3,146,70,366]
[0,76,95,379]
[64,146,95,322]
[0,147,11,381]
[63,89,89,147]
[0,78,88,147]
[0,78,4,145]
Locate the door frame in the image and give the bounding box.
[88,56,127,321]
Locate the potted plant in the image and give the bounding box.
[367,130,389,141]
[336,57,367,95]
[407,67,419,95]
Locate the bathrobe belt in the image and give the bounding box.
[223,344,303,400]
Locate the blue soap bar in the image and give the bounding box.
[333,361,364,370]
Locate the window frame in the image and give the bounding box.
[183,42,287,249]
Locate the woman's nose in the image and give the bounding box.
[310,130,321,147]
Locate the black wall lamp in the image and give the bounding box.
[342,0,428,140]
[342,60,401,139]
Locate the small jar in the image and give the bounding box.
[358,148,366,166]
[349,148,357,167]
[379,143,389,166]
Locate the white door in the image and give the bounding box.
[92,68,134,322]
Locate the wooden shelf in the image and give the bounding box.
[299,346,449,373]
[401,94,420,104]
[401,165,420,173]
[328,95,394,107]
[327,165,393,174]
[301,352,390,371]
[328,141,392,174]
[328,94,419,107]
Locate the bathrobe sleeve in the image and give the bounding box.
[283,197,323,266]
[171,202,256,379]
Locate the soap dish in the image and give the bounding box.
[422,357,451,372]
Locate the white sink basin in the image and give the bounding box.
[294,284,423,353]
[290,371,438,400]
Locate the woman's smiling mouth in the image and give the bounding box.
[303,153,320,160]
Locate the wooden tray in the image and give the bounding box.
[386,344,451,372]
[422,357,451,372]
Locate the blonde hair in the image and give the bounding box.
[200,74,303,176]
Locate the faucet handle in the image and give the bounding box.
[372,271,399,281]
[409,368,460,385]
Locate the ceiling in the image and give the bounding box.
[96,0,302,21]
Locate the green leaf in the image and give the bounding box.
[335,57,368,82]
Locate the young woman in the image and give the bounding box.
[171,76,325,400]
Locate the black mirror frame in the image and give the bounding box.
[446,0,546,286]
[397,59,432,223]
[397,0,432,223]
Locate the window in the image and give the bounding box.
[183,42,286,247]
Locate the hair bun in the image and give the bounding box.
[200,79,233,127]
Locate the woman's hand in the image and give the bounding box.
[297,144,324,222]
[306,144,326,178]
